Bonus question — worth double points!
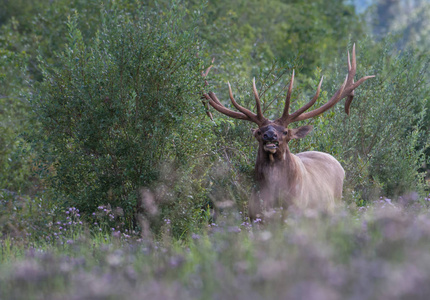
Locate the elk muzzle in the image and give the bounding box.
[263,129,279,154]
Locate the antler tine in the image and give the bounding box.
[292,75,348,122]
[201,59,257,123]
[347,44,357,79]
[204,92,249,120]
[344,94,354,115]
[227,82,261,122]
[201,61,215,120]
[203,83,269,126]
[344,45,356,114]
[202,65,213,78]
[288,75,324,121]
[347,50,351,71]
[342,75,375,96]
[344,44,377,114]
[279,70,295,122]
[283,44,374,123]
[208,91,223,106]
[252,78,264,121]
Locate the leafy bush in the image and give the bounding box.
[0,190,62,241]
[0,23,35,193]
[297,39,429,200]
[31,3,211,227]
[0,0,113,194]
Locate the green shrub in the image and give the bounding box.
[300,39,429,200]
[0,189,62,241]
[0,24,35,193]
[31,3,210,228]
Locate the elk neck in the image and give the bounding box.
[256,144,303,185]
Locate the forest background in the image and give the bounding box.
[0,0,430,298]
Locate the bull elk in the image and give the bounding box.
[202,45,375,219]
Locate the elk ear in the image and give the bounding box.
[290,125,313,139]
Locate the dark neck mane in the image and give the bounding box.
[255,145,301,185]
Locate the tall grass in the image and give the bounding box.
[1,197,430,299]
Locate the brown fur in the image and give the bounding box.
[249,124,344,219]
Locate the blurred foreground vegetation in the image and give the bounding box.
[2,201,430,299]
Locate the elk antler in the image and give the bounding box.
[202,64,269,126]
[202,44,374,127]
[275,44,375,126]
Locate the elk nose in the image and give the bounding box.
[263,131,277,141]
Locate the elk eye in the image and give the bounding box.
[257,131,261,135]
[283,131,288,135]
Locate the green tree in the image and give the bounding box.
[196,0,365,76]
[0,20,35,193]
[31,4,211,226]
